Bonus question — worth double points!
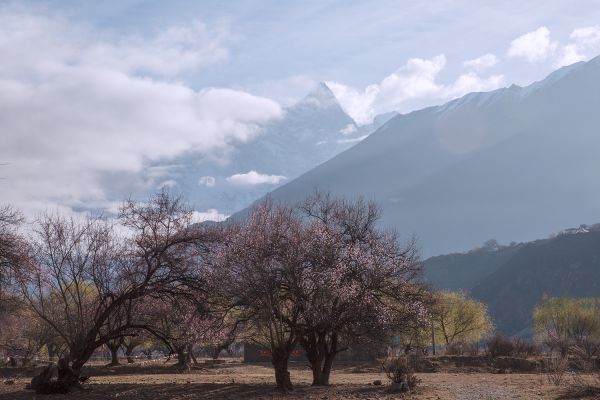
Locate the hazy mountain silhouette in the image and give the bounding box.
[242,56,600,256]
[424,225,600,335]
[102,83,395,215]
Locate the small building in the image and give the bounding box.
[243,343,376,363]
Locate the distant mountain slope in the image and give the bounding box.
[423,242,521,291]
[470,229,600,336]
[133,83,395,215]
[246,56,600,256]
[423,225,600,336]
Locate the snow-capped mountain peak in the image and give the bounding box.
[297,82,340,109]
[246,55,600,256]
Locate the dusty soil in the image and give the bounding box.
[0,361,595,399]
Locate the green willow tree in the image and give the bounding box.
[533,296,600,357]
[432,291,493,347]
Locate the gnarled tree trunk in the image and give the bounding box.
[271,347,293,392]
[212,335,236,359]
[124,342,136,363]
[47,343,58,361]
[188,344,199,365]
[175,345,191,370]
[107,342,121,366]
[302,331,339,386]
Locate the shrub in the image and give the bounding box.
[483,335,540,358]
[570,345,597,373]
[445,341,479,356]
[546,353,569,386]
[512,337,540,357]
[382,355,420,392]
[486,335,515,358]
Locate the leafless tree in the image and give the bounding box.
[0,205,25,306]
[16,191,217,382]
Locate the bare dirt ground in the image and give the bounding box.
[0,361,595,400]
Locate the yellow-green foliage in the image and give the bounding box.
[433,291,493,345]
[393,322,431,351]
[533,297,600,348]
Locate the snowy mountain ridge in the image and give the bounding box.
[105,82,396,217]
[240,55,600,256]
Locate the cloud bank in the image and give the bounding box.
[327,55,503,125]
[226,171,287,185]
[555,26,600,67]
[463,54,498,70]
[0,9,282,216]
[192,209,229,223]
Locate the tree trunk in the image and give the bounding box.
[69,343,101,382]
[175,346,191,370]
[125,344,136,363]
[310,358,325,385]
[431,319,436,355]
[321,351,335,385]
[303,331,338,386]
[212,336,235,359]
[212,347,223,360]
[58,355,84,390]
[21,354,32,367]
[271,348,293,392]
[47,343,57,361]
[106,343,120,366]
[308,352,336,385]
[70,356,85,379]
[188,344,199,365]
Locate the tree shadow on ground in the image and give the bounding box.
[0,381,408,400]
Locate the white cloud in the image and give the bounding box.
[327,55,503,125]
[555,26,600,67]
[556,44,585,67]
[339,123,357,135]
[199,176,216,187]
[0,10,282,217]
[226,171,287,185]
[192,209,229,223]
[445,73,504,98]
[80,22,231,77]
[507,26,557,62]
[570,26,600,48]
[337,135,368,144]
[463,53,498,70]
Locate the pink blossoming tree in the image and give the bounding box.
[292,192,430,385]
[214,193,430,389]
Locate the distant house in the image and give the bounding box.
[243,343,376,363]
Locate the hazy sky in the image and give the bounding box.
[2,0,600,217]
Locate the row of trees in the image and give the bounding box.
[0,191,431,391]
[4,190,596,392]
[0,194,232,372]
[400,293,600,359]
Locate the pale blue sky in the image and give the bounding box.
[2,0,600,217]
[19,0,600,91]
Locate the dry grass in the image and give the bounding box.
[0,361,589,399]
